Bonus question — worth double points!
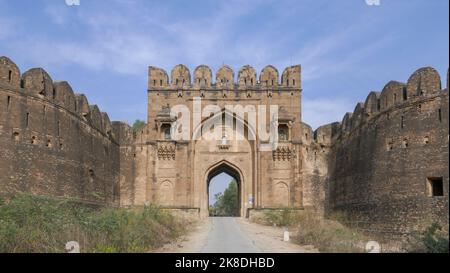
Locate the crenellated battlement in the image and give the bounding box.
[148,64,302,90]
[0,56,131,142]
[312,66,448,144]
[0,56,132,206]
[323,66,449,236]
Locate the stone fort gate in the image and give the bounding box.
[126,64,305,218]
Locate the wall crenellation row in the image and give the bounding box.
[0,56,131,142]
[311,67,448,143]
[0,56,132,206]
[148,64,302,90]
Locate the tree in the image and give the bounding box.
[211,180,239,217]
[132,119,146,132]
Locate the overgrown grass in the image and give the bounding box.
[0,194,191,253]
[252,209,366,253]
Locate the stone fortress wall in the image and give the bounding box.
[0,56,131,206]
[0,54,448,237]
[318,67,449,235]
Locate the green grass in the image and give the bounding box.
[0,194,191,253]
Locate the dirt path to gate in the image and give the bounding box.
[157,217,318,253]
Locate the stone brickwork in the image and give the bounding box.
[324,67,449,236]
[0,54,448,238]
[121,64,305,218]
[0,56,130,206]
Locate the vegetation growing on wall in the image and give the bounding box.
[132,119,146,132]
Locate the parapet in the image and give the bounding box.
[193,65,212,88]
[171,64,191,87]
[0,56,118,139]
[147,64,301,90]
[148,66,169,88]
[112,121,134,145]
[260,65,279,87]
[53,81,76,111]
[281,65,301,88]
[406,67,441,98]
[238,65,257,87]
[329,66,446,140]
[314,122,340,146]
[216,65,234,88]
[0,56,21,88]
[21,68,54,98]
[380,81,407,111]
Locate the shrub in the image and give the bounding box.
[0,194,189,253]
[253,209,366,253]
[405,222,449,253]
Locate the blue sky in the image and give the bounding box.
[0,0,448,129]
[1,0,448,201]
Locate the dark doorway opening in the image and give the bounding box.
[207,163,241,217]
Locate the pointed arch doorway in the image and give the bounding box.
[207,162,242,217]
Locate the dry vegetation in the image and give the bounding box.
[251,209,367,253]
[0,194,193,253]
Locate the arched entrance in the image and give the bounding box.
[192,110,257,218]
[207,163,242,217]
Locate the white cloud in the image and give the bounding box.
[302,97,355,130]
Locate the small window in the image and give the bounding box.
[8,70,12,82]
[394,93,397,102]
[176,79,179,85]
[26,113,29,128]
[7,96,11,110]
[278,124,289,141]
[153,80,156,86]
[401,116,404,129]
[271,80,274,86]
[438,109,442,122]
[292,79,295,86]
[57,121,60,136]
[251,79,253,85]
[377,99,381,111]
[387,142,394,151]
[160,79,163,86]
[12,132,19,142]
[52,89,56,100]
[427,177,444,197]
[162,124,171,140]
[89,169,95,183]
[403,88,408,101]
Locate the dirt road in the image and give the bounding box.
[158,217,317,253]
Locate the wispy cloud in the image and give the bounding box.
[302,97,355,130]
